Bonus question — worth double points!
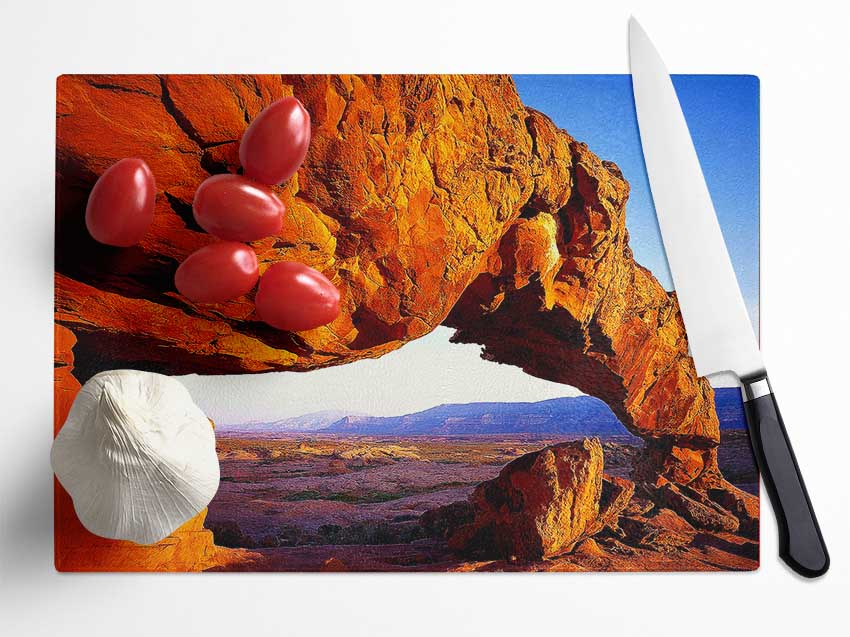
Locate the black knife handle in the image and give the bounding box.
[742,374,829,577]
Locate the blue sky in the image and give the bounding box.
[513,75,760,333]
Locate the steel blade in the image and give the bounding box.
[629,18,764,379]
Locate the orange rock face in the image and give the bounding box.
[56,74,537,376]
[56,74,718,457]
[445,115,720,481]
[55,74,731,569]
[450,439,605,560]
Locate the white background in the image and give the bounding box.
[0,0,848,635]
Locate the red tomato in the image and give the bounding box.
[255,262,340,331]
[85,158,156,246]
[193,174,284,241]
[175,242,259,303]
[239,97,311,185]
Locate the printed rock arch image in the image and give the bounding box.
[54,74,759,571]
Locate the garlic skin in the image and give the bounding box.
[51,370,220,545]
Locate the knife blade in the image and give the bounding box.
[629,17,829,577]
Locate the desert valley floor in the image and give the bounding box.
[205,431,759,572]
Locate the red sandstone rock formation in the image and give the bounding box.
[444,117,719,483]
[56,74,719,471]
[426,439,753,567]
[56,74,535,375]
[449,439,605,560]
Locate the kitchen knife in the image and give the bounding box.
[629,18,829,577]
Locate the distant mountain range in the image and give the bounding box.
[323,396,629,435]
[219,388,747,435]
[221,396,628,436]
[713,387,747,430]
[225,410,365,433]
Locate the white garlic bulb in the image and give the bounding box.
[51,370,220,545]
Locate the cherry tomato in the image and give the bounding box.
[175,242,259,303]
[255,262,340,331]
[193,174,284,241]
[85,158,156,246]
[239,97,311,185]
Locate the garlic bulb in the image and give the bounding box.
[51,370,220,545]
